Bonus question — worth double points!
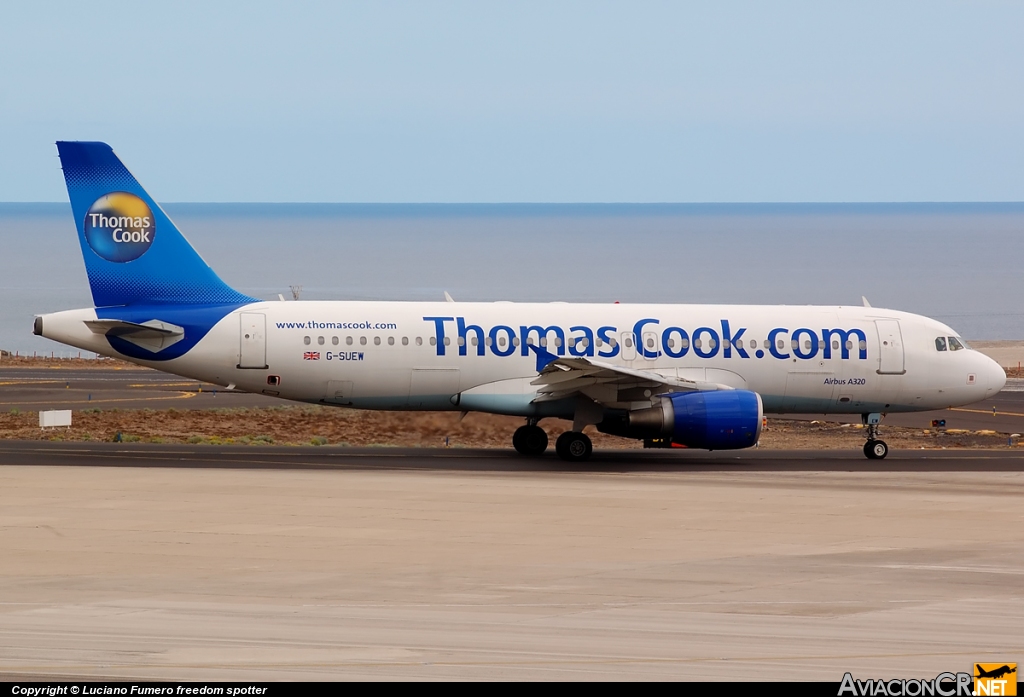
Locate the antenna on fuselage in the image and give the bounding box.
[290,285,303,301]
[862,296,872,308]
[444,291,455,302]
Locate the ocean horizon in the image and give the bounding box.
[3,202,1022,355]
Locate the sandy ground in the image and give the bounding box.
[1,458,1022,680]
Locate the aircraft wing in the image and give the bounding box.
[528,346,729,406]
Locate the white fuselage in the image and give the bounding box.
[39,301,1006,420]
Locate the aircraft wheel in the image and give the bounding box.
[555,431,593,462]
[512,425,548,456]
[863,439,888,460]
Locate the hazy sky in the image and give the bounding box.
[2,1,1022,202]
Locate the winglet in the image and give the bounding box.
[528,344,560,372]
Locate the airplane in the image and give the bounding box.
[33,142,1006,461]
[976,665,1016,680]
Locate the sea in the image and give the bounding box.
[1,202,1022,356]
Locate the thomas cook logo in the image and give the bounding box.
[83,192,155,262]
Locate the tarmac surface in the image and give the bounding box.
[1,442,1022,680]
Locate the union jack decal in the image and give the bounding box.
[303,351,320,360]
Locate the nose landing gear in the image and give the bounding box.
[862,413,889,459]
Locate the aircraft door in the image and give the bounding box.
[621,332,637,361]
[875,319,905,375]
[238,313,268,369]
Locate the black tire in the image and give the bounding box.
[512,425,548,456]
[555,431,593,462]
[863,439,889,459]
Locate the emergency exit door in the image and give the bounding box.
[238,313,268,369]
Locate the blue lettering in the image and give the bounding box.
[457,317,485,356]
[632,318,661,358]
[662,327,689,358]
[423,316,453,356]
[720,320,748,359]
[822,328,868,360]
[596,326,619,357]
[568,326,595,357]
[519,325,565,356]
[792,327,819,359]
[490,325,517,357]
[768,328,790,359]
[692,326,720,358]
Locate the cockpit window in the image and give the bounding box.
[948,336,966,351]
[935,337,947,352]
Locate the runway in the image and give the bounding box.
[1,443,1022,680]
[0,367,286,411]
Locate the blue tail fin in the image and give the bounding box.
[56,141,256,307]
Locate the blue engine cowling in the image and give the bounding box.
[612,390,763,450]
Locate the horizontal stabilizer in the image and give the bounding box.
[84,318,185,352]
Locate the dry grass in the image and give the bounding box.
[0,405,1018,451]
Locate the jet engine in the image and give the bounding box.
[598,390,763,450]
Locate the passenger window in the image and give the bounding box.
[948,337,965,351]
[498,336,506,347]
[667,338,675,348]
[374,337,381,346]
[346,336,353,345]
[777,339,785,350]
[486,336,493,346]
[625,337,633,348]
[693,339,702,349]
[609,338,617,348]
[360,337,367,345]
[804,340,811,350]
[443,337,451,346]
[429,337,436,346]
[791,339,798,349]
[845,340,853,350]
[513,337,520,347]
[402,337,409,346]
[579,338,588,348]
[554,337,562,347]
[317,336,325,345]
[332,336,339,346]
[646,337,655,348]
[416,337,423,346]
[680,338,689,349]
[388,337,394,346]
[471,337,478,346]
[750,339,757,349]
[596,338,603,347]
[722,339,730,349]
[832,340,839,350]
[709,339,716,349]
[859,340,867,351]
[303,336,311,345]
[764,339,771,349]
[540,337,547,347]
[457,337,465,346]
[935,337,947,352]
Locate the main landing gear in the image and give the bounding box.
[862,413,889,460]
[512,420,594,462]
[512,421,548,457]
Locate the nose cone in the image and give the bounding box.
[978,353,1007,397]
